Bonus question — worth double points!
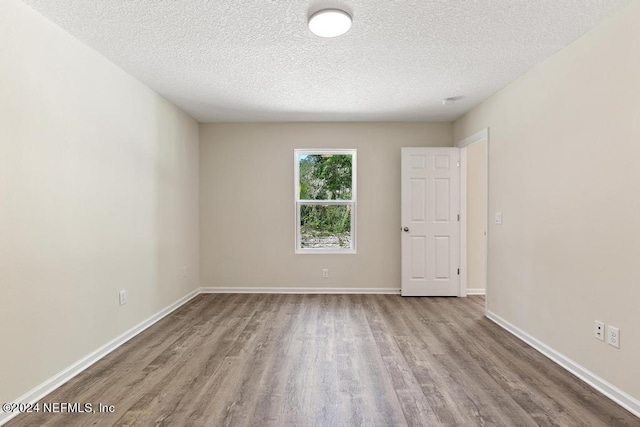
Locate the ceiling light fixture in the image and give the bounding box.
[308,9,352,38]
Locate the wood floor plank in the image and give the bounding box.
[7,294,639,426]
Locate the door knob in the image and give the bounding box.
[403,227,409,232]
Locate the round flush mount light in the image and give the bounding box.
[308,9,352,38]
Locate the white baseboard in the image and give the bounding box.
[0,289,200,426]
[199,286,401,294]
[466,288,486,295]
[487,310,640,418]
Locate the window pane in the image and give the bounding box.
[299,154,352,200]
[300,204,352,249]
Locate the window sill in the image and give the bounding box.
[295,249,357,255]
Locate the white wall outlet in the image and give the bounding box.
[494,212,503,225]
[119,290,127,306]
[182,266,187,278]
[594,320,605,341]
[607,326,620,349]
[322,269,329,278]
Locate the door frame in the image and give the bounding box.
[456,128,489,304]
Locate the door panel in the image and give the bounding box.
[434,236,450,279]
[401,147,460,296]
[410,179,426,221]
[434,178,450,221]
[411,236,427,279]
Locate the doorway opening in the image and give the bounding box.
[458,129,489,311]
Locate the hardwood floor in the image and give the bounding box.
[8,294,638,426]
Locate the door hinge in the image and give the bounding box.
[457,161,460,167]
[457,268,460,275]
[457,214,460,221]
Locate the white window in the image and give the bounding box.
[294,149,357,254]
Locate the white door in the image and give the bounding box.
[401,147,460,296]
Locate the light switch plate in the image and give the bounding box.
[494,212,503,225]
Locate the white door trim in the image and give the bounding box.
[456,129,489,305]
[459,147,468,297]
[457,128,488,148]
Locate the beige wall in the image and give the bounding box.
[0,0,200,404]
[464,139,487,292]
[200,122,452,289]
[454,1,640,401]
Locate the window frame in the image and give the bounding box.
[294,148,357,254]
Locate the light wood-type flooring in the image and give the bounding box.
[8,294,639,426]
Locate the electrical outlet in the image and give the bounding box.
[322,269,329,278]
[119,290,127,306]
[607,326,620,349]
[594,320,605,341]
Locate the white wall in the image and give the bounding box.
[200,122,452,289]
[0,0,200,405]
[454,1,640,403]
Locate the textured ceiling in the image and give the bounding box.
[21,0,629,122]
